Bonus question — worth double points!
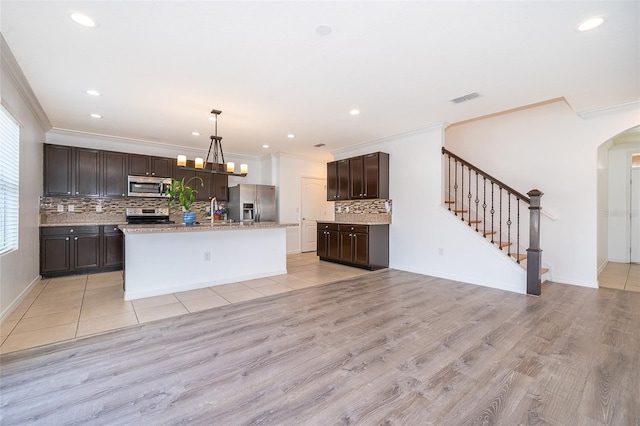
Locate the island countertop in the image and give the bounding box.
[119,222,297,234]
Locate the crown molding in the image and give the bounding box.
[577,100,640,120]
[0,34,51,132]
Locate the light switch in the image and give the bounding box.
[96,205,102,212]
[57,204,64,212]
[68,205,75,212]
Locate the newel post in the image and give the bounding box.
[526,189,543,296]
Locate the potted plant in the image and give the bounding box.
[165,176,203,224]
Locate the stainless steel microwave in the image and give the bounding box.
[127,175,171,197]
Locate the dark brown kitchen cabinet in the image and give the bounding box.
[316,222,389,270]
[129,154,172,177]
[40,225,123,277]
[102,225,124,268]
[102,151,128,197]
[349,152,389,199]
[326,159,350,201]
[74,148,101,196]
[43,144,73,196]
[173,161,228,201]
[317,223,339,260]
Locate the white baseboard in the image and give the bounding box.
[0,275,41,322]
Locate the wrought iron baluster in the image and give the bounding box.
[507,194,512,256]
[454,159,458,216]
[475,172,479,232]
[468,167,472,226]
[461,164,465,222]
[483,177,487,238]
[499,187,503,250]
[490,183,495,243]
[447,154,452,211]
[516,198,521,263]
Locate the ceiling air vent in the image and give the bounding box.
[314,143,326,148]
[451,92,480,104]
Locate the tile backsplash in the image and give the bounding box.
[334,199,392,224]
[40,196,225,224]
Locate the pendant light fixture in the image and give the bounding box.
[176,109,248,177]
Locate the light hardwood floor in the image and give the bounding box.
[598,262,640,292]
[1,266,638,425]
[0,252,370,353]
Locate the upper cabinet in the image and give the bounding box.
[102,151,128,197]
[327,152,389,200]
[128,154,172,177]
[326,159,350,201]
[172,160,228,201]
[350,152,389,199]
[44,145,101,197]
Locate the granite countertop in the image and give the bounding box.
[40,221,128,227]
[119,222,298,234]
[317,220,391,225]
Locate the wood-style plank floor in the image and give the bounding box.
[1,270,639,425]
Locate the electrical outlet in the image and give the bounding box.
[385,201,390,213]
[68,204,75,212]
[57,204,64,212]
[204,251,211,261]
[346,206,350,213]
[337,206,342,213]
[96,205,102,212]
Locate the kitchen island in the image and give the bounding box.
[119,222,294,300]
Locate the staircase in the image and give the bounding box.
[442,147,547,295]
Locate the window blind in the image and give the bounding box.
[0,105,20,254]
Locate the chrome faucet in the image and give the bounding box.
[210,197,218,223]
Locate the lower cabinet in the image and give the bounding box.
[40,225,124,277]
[317,222,389,270]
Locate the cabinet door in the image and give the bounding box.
[317,230,327,257]
[44,144,73,196]
[102,227,124,267]
[326,161,338,201]
[194,171,212,201]
[339,232,354,263]
[349,156,364,199]
[337,159,350,200]
[74,148,101,196]
[74,234,100,269]
[151,157,172,177]
[327,230,340,259]
[128,154,149,176]
[352,232,369,265]
[363,153,379,199]
[40,235,72,274]
[213,170,228,201]
[103,151,127,197]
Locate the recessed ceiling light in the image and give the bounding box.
[89,113,102,119]
[86,89,100,96]
[350,109,360,115]
[578,16,604,31]
[192,131,200,136]
[70,12,97,28]
[287,134,295,139]
[263,144,269,149]
[316,25,332,36]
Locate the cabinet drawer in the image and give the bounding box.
[317,222,339,232]
[41,226,100,236]
[101,225,122,234]
[338,224,368,234]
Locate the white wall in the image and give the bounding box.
[607,141,640,262]
[333,125,527,293]
[0,36,50,320]
[445,99,640,287]
[597,141,611,271]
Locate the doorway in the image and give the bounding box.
[300,177,327,252]
[631,165,640,263]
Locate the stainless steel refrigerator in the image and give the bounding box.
[227,184,277,223]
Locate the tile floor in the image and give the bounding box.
[598,262,640,291]
[0,253,370,354]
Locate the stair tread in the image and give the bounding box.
[511,254,527,261]
[467,220,482,224]
[444,200,455,204]
[453,209,469,213]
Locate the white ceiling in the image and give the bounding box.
[1,1,639,161]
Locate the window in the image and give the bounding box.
[0,105,19,254]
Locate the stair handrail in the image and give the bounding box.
[441,147,530,204]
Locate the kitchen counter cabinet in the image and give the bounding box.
[40,225,123,277]
[317,222,388,270]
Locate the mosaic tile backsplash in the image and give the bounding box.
[40,196,226,224]
[334,199,392,224]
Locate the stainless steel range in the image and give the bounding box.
[125,207,174,224]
